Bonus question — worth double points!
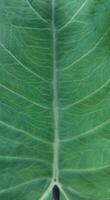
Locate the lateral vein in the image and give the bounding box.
[59,0,88,31]
[26,0,48,24]
[0,120,51,145]
[0,177,49,194]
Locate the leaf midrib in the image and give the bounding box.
[52,0,59,183]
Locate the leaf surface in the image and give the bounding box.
[0,0,110,199]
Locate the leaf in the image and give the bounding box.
[0,0,110,199]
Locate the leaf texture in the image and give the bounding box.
[0,0,110,199]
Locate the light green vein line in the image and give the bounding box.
[58,184,69,200]
[0,134,52,164]
[0,156,51,165]
[39,183,53,200]
[26,0,48,24]
[0,41,49,83]
[0,83,48,109]
[65,186,91,199]
[60,165,110,173]
[0,120,52,145]
[61,75,110,110]
[61,118,110,142]
[61,28,110,71]
[13,24,50,30]
[0,177,50,194]
[0,135,23,146]
[59,0,88,31]
[52,0,59,182]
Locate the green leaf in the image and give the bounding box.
[0,0,110,199]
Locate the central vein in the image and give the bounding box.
[52,0,59,182]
